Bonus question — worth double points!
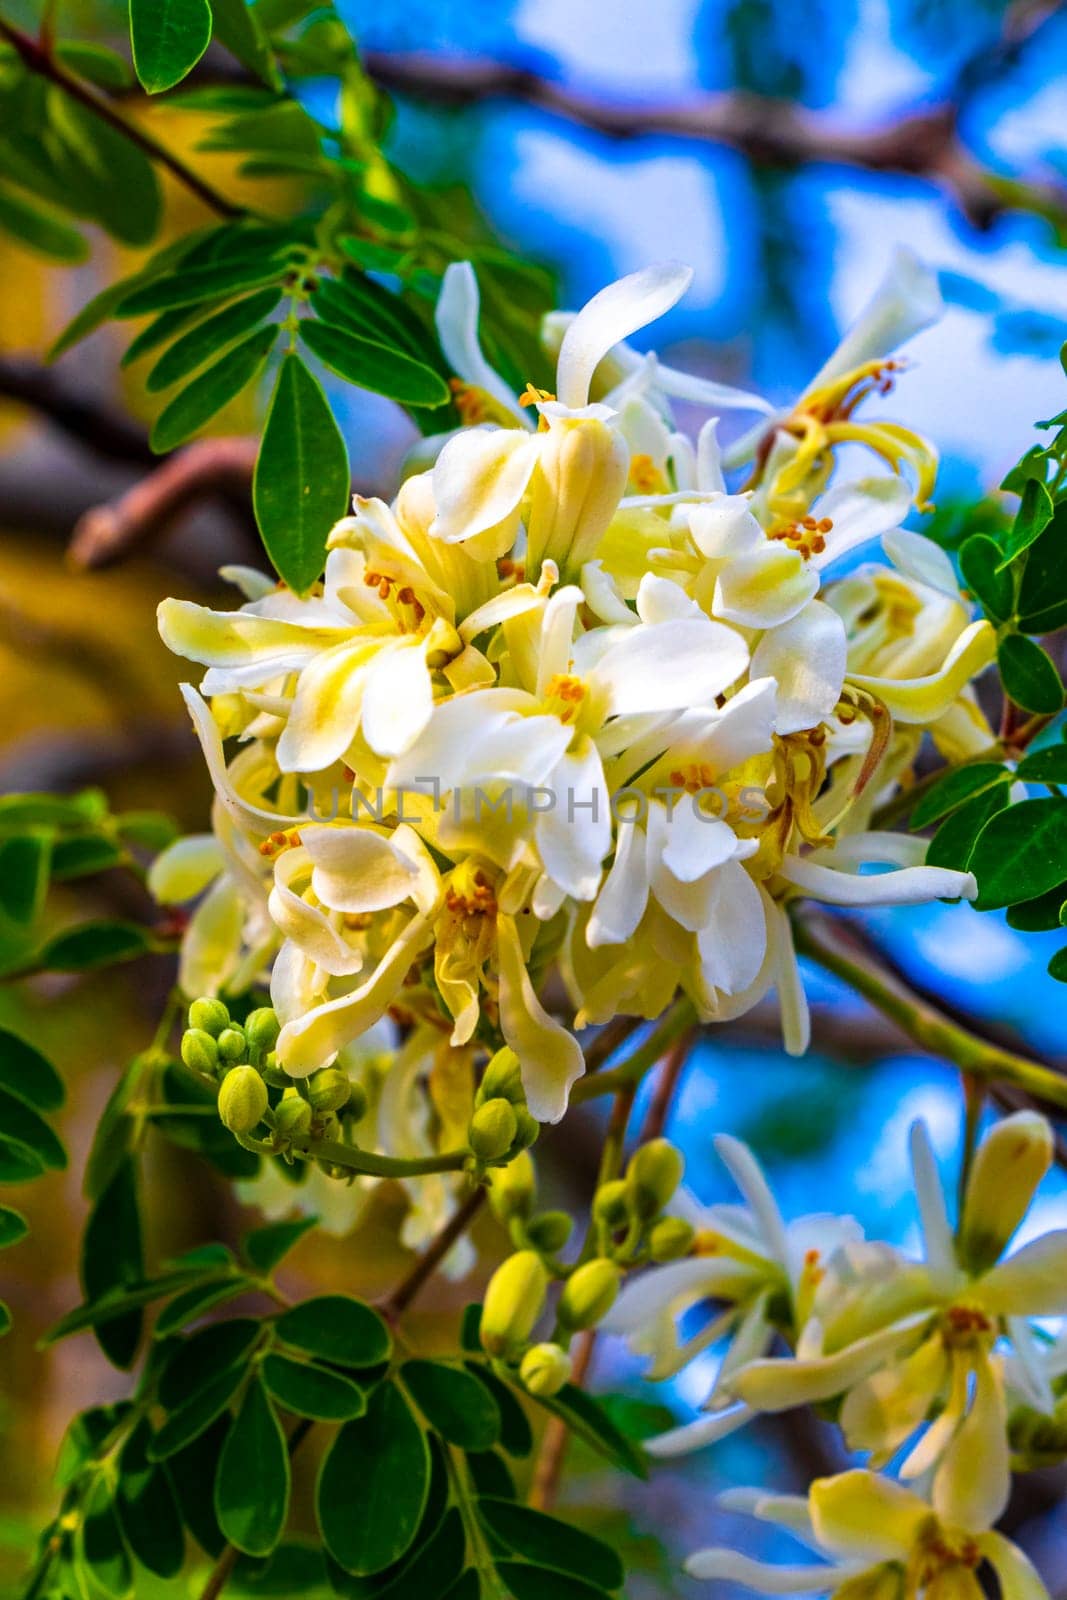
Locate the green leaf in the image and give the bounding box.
[998,477,1055,569]
[926,783,1012,873]
[47,96,163,247]
[262,1352,367,1421]
[496,1564,615,1600]
[117,257,289,317]
[1018,747,1067,784]
[80,1474,133,1599]
[0,183,87,262]
[1049,947,1067,983]
[524,1384,647,1479]
[38,919,153,971]
[159,1317,262,1410]
[117,809,179,850]
[317,1382,429,1575]
[122,304,207,367]
[254,353,351,593]
[997,634,1064,715]
[320,271,441,365]
[0,1086,66,1172]
[149,1365,246,1460]
[1018,506,1067,634]
[276,1293,391,1368]
[168,1414,230,1556]
[115,1420,185,1578]
[401,1360,500,1451]
[440,1575,479,1600]
[42,1268,210,1345]
[150,324,277,452]
[477,1499,623,1591]
[154,1273,252,1335]
[959,534,1016,621]
[0,832,51,927]
[216,1379,291,1557]
[210,0,283,88]
[465,1362,533,1457]
[366,1507,465,1600]
[82,1159,144,1369]
[0,1028,65,1112]
[130,0,213,92]
[466,1450,515,1499]
[55,42,134,89]
[51,834,125,880]
[910,763,1011,830]
[0,1205,28,1247]
[244,1215,318,1273]
[147,288,282,392]
[971,798,1067,909]
[1006,883,1067,932]
[0,1135,46,1184]
[299,319,449,407]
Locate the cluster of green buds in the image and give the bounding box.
[465,1048,540,1174]
[180,998,367,1158]
[592,1139,693,1266]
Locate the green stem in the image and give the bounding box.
[569,1000,697,1104]
[0,16,243,219]
[794,915,1067,1111]
[240,1130,474,1179]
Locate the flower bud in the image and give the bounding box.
[488,1150,536,1224]
[512,1108,540,1150]
[649,1217,696,1262]
[470,1098,519,1162]
[216,1027,247,1064]
[245,1008,281,1055]
[592,1179,630,1230]
[557,1258,620,1332]
[480,1250,548,1358]
[519,1342,572,1398]
[217,1066,268,1135]
[626,1139,684,1220]
[273,1094,313,1142]
[478,1048,524,1107]
[959,1111,1053,1274]
[307,1068,351,1114]
[181,1028,219,1076]
[188,998,230,1037]
[525,1211,573,1253]
[525,416,629,579]
[344,1081,368,1123]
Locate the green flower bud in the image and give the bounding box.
[557,1259,620,1332]
[344,1082,368,1123]
[245,1007,281,1054]
[478,1047,524,1107]
[188,998,230,1037]
[512,1108,540,1150]
[488,1149,536,1224]
[307,1068,351,1114]
[216,1026,247,1064]
[470,1098,519,1162]
[181,1027,219,1076]
[592,1179,630,1229]
[273,1094,313,1142]
[519,1342,572,1398]
[626,1138,684,1220]
[959,1111,1053,1275]
[480,1250,548,1358]
[217,1066,268,1135]
[648,1216,696,1262]
[525,1211,573,1253]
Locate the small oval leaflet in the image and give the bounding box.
[275,1293,391,1368]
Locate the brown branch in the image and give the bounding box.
[0,17,242,219]
[528,1327,597,1513]
[362,51,1067,233]
[379,1183,487,1322]
[68,437,259,569]
[640,1028,696,1144]
[0,356,152,465]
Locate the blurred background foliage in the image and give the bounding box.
[3,0,1067,1595]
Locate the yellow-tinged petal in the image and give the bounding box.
[809,1470,930,1563]
[976,1533,1052,1600]
[497,912,584,1123]
[730,1313,933,1410]
[958,1112,1052,1275]
[847,620,996,724]
[148,833,224,904]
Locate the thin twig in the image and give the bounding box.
[362,49,1067,233]
[380,1184,487,1322]
[0,17,242,219]
[639,1028,697,1144]
[0,355,153,464]
[69,438,258,568]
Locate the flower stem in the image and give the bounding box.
[569,1000,697,1104]
[794,915,1067,1110]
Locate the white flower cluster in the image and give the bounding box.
[153,249,994,1235]
[608,1113,1066,1600]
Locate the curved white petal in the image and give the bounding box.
[750,601,847,734]
[684,1551,842,1591]
[645,1403,755,1458]
[909,1119,958,1283]
[360,641,435,758]
[595,617,749,715]
[848,619,996,724]
[587,818,649,948]
[778,855,977,907]
[435,261,527,421]
[556,262,693,410]
[979,1229,1067,1317]
[805,247,943,394]
[148,833,224,904]
[497,913,585,1122]
[713,545,819,630]
[431,426,539,544]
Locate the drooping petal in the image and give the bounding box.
[497,912,585,1122]
[883,526,962,598]
[809,1468,931,1562]
[179,876,245,998]
[556,262,693,410]
[268,849,366,978]
[431,426,540,544]
[535,737,611,900]
[976,1532,1052,1600]
[696,860,768,997]
[684,1551,843,1591]
[750,601,847,734]
[180,684,302,836]
[650,361,776,416]
[586,818,649,947]
[730,1313,933,1410]
[979,1229,1067,1316]
[275,639,375,773]
[148,833,225,904]
[777,855,977,907]
[644,1402,755,1458]
[839,1330,947,1460]
[848,619,996,724]
[933,1353,1010,1531]
[301,823,432,915]
[809,476,911,571]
